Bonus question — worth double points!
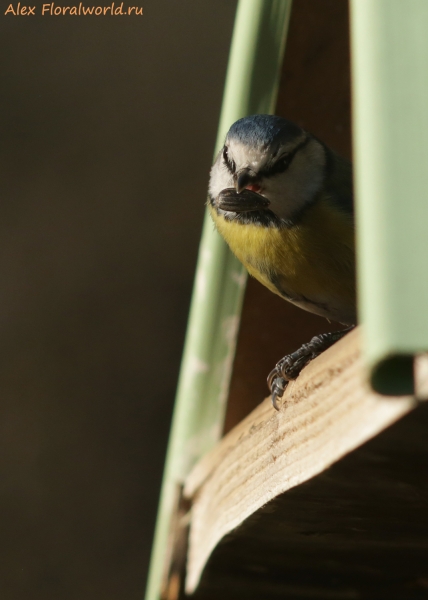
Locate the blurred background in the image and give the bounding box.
[0,2,237,598]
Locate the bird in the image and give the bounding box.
[208,114,356,409]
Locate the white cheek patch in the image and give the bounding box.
[262,140,326,220]
[209,156,234,199]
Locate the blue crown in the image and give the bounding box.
[227,115,302,148]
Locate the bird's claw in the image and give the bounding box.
[267,327,355,410]
[267,346,312,410]
[267,368,287,411]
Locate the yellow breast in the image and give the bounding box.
[209,198,356,322]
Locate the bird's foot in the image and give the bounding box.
[267,326,355,410]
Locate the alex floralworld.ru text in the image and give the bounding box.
[5,3,143,15]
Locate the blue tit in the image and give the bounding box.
[208,114,355,409]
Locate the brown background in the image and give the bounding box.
[0,2,236,599]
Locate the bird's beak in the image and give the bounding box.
[234,168,258,194]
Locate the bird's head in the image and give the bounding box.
[209,115,327,225]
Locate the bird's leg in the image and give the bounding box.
[267,326,355,410]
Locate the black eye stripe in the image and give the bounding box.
[266,153,292,175]
[260,135,310,178]
[223,146,236,174]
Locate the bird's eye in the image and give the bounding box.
[223,146,236,174]
[260,153,292,178]
[281,154,291,167]
[274,154,291,173]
